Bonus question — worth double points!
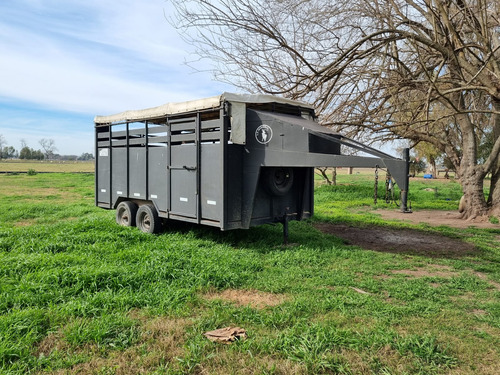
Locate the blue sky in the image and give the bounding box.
[0,0,232,155]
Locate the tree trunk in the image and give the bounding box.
[455,112,488,219]
[316,167,332,185]
[459,165,489,219]
[429,156,437,179]
[488,164,500,207]
[332,167,337,186]
[487,98,500,213]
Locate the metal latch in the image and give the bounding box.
[183,165,197,171]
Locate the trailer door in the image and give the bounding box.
[168,117,199,220]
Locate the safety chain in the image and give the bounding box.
[385,171,392,204]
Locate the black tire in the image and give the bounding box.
[262,167,294,196]
[116,201,138,227]
[136,204,162,234]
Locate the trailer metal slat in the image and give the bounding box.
[128,138,147,146]
[147,136,169,143]
[171,124,196,133]
[112,127,168,138]
[97,132,110,139]
[147,126,168,134]
[168,116,197,124]
[111,129,143,138]
[201,132,221,142]
[110,136,169,147]
[171,134,196,143]
[201,119,221,130]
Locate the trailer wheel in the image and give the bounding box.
[136,204,162,234]
[263,167,294,196]
[116,201,138,227]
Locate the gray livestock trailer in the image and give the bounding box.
[95,93,410,239]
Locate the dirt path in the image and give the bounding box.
[315,223,478,258]
[373,209,500,229]
[315,209,500,258]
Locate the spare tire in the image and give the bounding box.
[262,167,294,196]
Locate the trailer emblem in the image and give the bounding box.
[255,125,273,144]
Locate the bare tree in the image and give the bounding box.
[0,134,6,150]
[169,0,500,219]
[39,138,57,160]
[0,134,6,160]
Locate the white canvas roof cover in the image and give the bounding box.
[94,92,314,124]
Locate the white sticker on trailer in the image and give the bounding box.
[134,193,141,197]
[117,191,123,195]
[151,194,158,199]
[207,200,217,205]
[100,189,106,193]
[180,197,188,202]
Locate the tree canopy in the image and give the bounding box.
[170,0,500,218]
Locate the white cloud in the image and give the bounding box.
[0,0,235,156]
[0,0,232,114]
[0,45,198,114]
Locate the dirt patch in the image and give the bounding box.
[198,349,307,375]
[386,267,500,291]
[374,209,500,229]
[472,309,488,316]
[391,265,457,278]
[139,316,190,359]
[315,223,478,258]
[472,271,500,292]
[14,220,36,227]
[204,289,288,309]
[34,332,69,358]
[40,313,190,375]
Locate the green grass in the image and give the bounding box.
[0,173,499,374]
[0,160,94,173]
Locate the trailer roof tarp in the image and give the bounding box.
[94,92,314,125]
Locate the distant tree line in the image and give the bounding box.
[0,134,94,161]
[0,146,17,159]
[19,147,45,160]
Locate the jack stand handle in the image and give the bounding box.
[282,209,290,245]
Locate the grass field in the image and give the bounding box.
[0,172,499,374]
[0,160,94,173]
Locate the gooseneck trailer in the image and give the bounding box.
[95,93,410,238]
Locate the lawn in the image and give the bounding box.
[0,172,499,374]
[0,160,94,173]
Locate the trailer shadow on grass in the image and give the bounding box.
[313,222,480,259]
[159,218,481,259]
